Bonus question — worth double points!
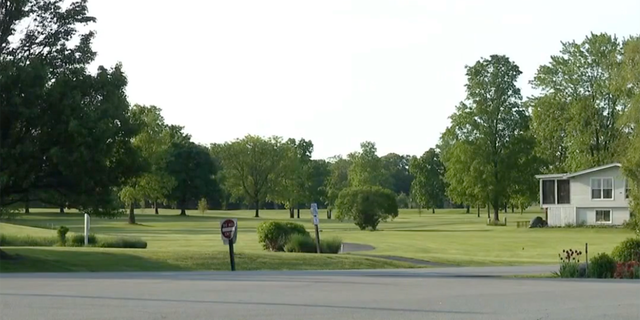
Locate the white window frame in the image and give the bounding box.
[590,177,614,200]
[595,209,612,224]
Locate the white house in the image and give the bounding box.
[535,163,631,227]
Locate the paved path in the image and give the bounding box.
[340,242,455,267]
[1,267,639,320]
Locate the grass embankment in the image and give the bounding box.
[0,207,633,272]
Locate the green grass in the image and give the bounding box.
[0,207,634,272]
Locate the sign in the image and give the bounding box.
[312,216,319,226]
[220,218,238,271]
[220,218,238,245]
[310,203,318,217]
[310,204,321,253]
[84,214,91,246]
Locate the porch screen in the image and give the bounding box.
[542,180,556,204]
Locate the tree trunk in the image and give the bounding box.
[154,200,159,214]
[503,203,508,212]
[493,205,500,222]
[254,200,260,218]
[477,205,480,218]
[180,208,186,215]
[327,209,332,219]
[465,205,470,213]
[487,204,491,219]
[296,205,300,218]
[59,206,64,214]
[289,207,294,218]
[179,197,187,216]
[432,207,435,214]
[128,203,136,224]
[511,204,515,213]
[24,193,29,214]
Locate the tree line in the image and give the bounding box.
[1,1,639,227]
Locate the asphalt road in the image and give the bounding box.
[1,266,639,320]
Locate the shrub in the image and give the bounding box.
[257,221,309,251]
[197,198,208,214]
[556,248,583,278]
[57,226,69,245]
[284,234,317,253]
[69,233,97,246]
[611,237,640,262]
[320,237,343,254]
[588,252,617,279]
[97,237,147,249]
[0,234,58,246]
[335,186,398,230]
[614,261,640,279]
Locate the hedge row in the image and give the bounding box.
[0,233,147,249]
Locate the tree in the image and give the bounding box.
[335,186,398,230]
[165,140,218,216]
[307,159,330,210]
[217,135,289,217]
[270,138,314,218]
[322,155,351,214]
[381,153,413,195]
[0,0,143,213]
[530,33,628,172]
[409,148,446,213]
[119,105,176,223]
[440,55,535,222]
[348,141,388,188]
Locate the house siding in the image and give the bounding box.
[547,206,576,226]
[569,166,628,208]
[576,207,630,225]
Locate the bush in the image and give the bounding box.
[57,226,69,245]
[588,252,617,279]
[69,233,97,246]
[197,198,208,214]
[611,237,640,262]
[614,261,640,279]
[335,186,398,230]
[284,234,317,253]
[320,237,343,254]
[97,237,147,249]
[0,234,58,246]
[257,221,309,251]
[556,248,584,278]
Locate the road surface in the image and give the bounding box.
[1,266,638,320]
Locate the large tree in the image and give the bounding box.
[530,33,628,172]
[216,135,289,217]
[441,55,535,222]
[0,0,142,213]
[381,153,413,195]
[409,148,446,213]
[347,141,389,188]
[322,155,351,215]
[270,138,314,218]
[119,105,176,223]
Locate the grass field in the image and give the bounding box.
[0,207,634,272]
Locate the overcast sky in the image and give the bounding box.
[87,0,640,159]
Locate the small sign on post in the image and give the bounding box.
[310,203,321,253]
[84,213,91,246]
[220,218,238,271]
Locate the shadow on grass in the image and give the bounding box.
[387,229,491,233]
[0,248,181,273]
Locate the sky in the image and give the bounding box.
[87,0,640,160]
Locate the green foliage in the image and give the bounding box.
[284,234,317,253]
[409,148,446,212]
[56,226,69,245]
[320,237,343,254]
[256,221,309,251]
[97,237,147,249]
[556,248,584,278]
[611,237,640,262]
[588,252,617,279]
[269,138,315,215]
[197,198,208,214]
[0,234,57,247]
[323,156,351,209]
[440,55,535,222]
[335,186,398,230]
[381,153,413,195]
[216,135,291,217]
[69,233,97,246]
[348,142,389,188]
[396,192,410,209]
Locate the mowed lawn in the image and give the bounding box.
[0,207,634,272]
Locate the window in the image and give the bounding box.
[557,180,570,204]
[595,209,612,223]
[591,178,613,200]
[542,180,556,204]
[626,180,631,199]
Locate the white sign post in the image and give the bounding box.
[84,213,91,246]
[310,203,321,253]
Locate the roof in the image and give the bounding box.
[535,163,622,180]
